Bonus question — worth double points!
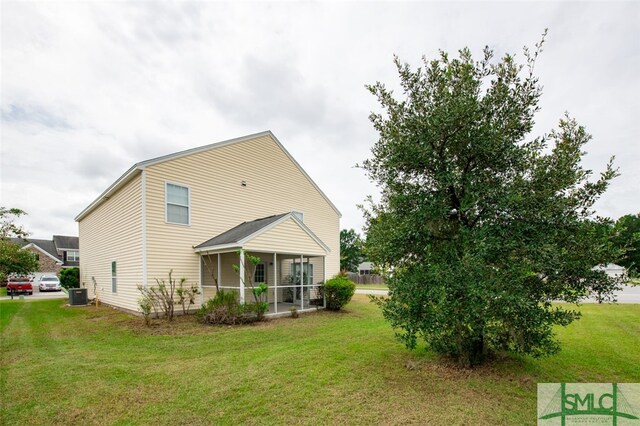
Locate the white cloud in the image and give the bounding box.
[1,1,638,239]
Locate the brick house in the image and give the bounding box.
[10,236,79,277]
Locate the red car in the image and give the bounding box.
[6,276,33,296]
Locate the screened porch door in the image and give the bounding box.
[291,262,313,303]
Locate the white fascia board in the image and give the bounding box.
[194,243,242,254]
[237,213,293,245]
[75,166,143,221]
[21,243,64,264]
[140,130,341,217]
[288,214,332,253]
[139,131,273,167]
[267,132,342,218]
[75,130,342,222]
[238,213,331,254]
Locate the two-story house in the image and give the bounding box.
[75,131,341,315]
[10,235,79,279]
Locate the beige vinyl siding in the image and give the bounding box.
[243,218,325,255]
[79,174,142,312]
[144,134,339,291]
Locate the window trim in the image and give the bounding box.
[67,250,79,262]
[165,181,191,226]
[111,260,117,294]
[254,263,266,284]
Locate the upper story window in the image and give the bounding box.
[166,182,190,225]
[67,251,79,262]
[292,211,304,222]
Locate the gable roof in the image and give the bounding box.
[10,238,63,264]
[52,235,79,250]
[194,214,288,249]
[75,131,342,221]
[194,212,330,254]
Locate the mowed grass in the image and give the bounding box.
[1,296,638,425]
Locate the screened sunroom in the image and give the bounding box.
[194,213,329,316]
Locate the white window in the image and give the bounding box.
[166,183,190,225]
[254,263,266,284]
[292,210,304,222]
[67,251,79,262]
[111,261,117,293]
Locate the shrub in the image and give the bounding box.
[324,275,356,311]
[136,270,191,322]
[196,290,264,325]
[176,281,200,315]
[138,297,153,326]
[59,267,79,289]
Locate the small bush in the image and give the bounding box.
[196,290,264,325]
[138,297,153,326]
[324,275,356,311]
[59,267,79,289]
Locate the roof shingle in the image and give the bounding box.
[9,238,61,260]
[195,213,288,249]
[52,235,79,250]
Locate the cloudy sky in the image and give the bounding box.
[1,1,638,239]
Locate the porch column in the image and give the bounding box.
[198,255,204,305]
[323,256,326,308]
[239,250,245,304]
[273,253,278,314]
[300,254,304,310]
[217,253,221,291]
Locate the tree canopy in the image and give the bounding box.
[0,207,38,280]
[362,33,623,367]
[612,213,640,275]
[340,229,364,272]
[0,207,29,239]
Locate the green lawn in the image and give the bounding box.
[1,296,638,425]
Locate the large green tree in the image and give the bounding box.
[340,229,364,272]
[0,207,38,281]
[362,34,623,367]
[612,213,640,275]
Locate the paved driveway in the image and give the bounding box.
[355,288,389,296]
[1,286,67,301]
[355,285,640,303]
[583,285,640,304]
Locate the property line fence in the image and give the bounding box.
[346,273,385,285]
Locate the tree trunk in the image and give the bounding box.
[459,334,485,368]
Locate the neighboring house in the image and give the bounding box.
[10,235,79,278]
[76,131,341,315]
[53,235,80,268]
[349,261,384,285]
[593,263,627,278]
[357,261,374,275]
